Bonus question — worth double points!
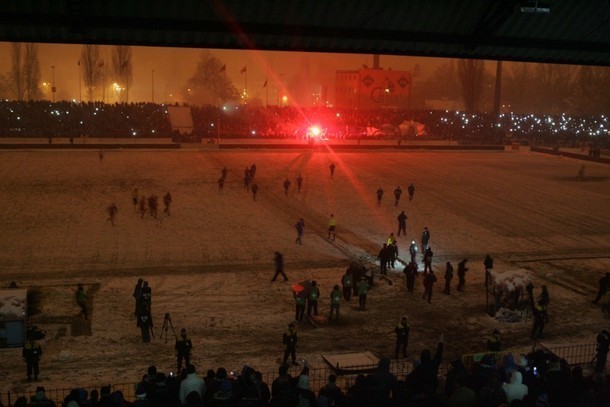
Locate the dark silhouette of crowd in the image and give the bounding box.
[6,338,610,407]
[1,101,608,149]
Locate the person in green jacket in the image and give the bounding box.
[307,281,320,317]
[357,277,369,311]
[329,285,342,321]
[341,269,353,301]
[294,290,306,321]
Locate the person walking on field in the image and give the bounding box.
[138,196,147,219]
[294,290,306,321]
[163,191,172,216]
[395,316,410,359]
[341,268,353,301]
[75,283,88,320]
[443,262,453,295]
[404,261,418,294]
[593,273,610,304]
[422,271,437,303]
[328,214,337,241]
[376,187,384,207]
[137,311,153,343]
[378,243,390,276]
[307,281,320,317]
[283,178,291,196]
[148,195,158,219]
[531,301,546,340]
[329,162,336,179]
[397,211,407,236]
[133,278,144,315]
[484,254,494,286]
[283,323,299,366]
[106,203,118,226]
[423,247,433,273]
[23,337,43,381]
[357,277,369,311]
[393,186,402,206]
[408,183,415,201]
[132,188,139,211]
[272,252,288,282]
[251,183,259,200]
[295,218,305,245]
[329,285,342,321]
[457,259,469,291]
[409,241,418,264]
[421,227,430,253]
[296,174,303,192]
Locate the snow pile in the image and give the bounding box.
[493,268,533,293]
[0,289,27,321]
[491,269,534,322]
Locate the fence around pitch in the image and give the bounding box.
[0,360,424,406]
[461,342,600,372]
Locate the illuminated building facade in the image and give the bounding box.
[335,68,412,109]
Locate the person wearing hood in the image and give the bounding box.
[296,367,316,406]
[501,370,528,403]
[179,364,205,405]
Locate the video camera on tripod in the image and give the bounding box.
[161,312,176,343]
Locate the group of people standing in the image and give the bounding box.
[133,278,154,343]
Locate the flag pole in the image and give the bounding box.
[78,58,82,102]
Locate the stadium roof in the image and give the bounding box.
[1,0,609,66]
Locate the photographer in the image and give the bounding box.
[175,328,192,373]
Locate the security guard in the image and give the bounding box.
[23,337,43,381]
[283,323,298,366]
[175,328,193,373]
[307,281,320,317]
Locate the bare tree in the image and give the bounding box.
[186,50,239,106]
[568,66,610,115]
[9,43,42,101]
[504,62,535,113]
[456,59,486,112]
[0,73,9,99]
[423,61,460,100]
[531,64,577,114]
[111,45,133,103]
[80,45,103,101]
[10,43,24,100]
[23,44,42,100]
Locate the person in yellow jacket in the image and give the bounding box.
[328,214,337,240]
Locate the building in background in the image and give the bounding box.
[336,65,412,109]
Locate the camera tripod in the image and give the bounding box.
[161,313,176,343]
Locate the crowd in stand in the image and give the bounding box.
[6,339,610,407]
[1,101,608,147]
